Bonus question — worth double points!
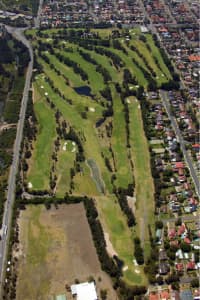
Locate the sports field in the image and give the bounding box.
[16,204,117,300]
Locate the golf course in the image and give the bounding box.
[23,27,171,286]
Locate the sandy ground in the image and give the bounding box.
[16,204,117,300]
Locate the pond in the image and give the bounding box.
[74,86,92,97]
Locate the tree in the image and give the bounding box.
[155,220,163,229]
[191,278,199,288]
[100,289,107,300]
[180,242,191,253]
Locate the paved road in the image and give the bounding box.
[34,0,44,28]
[160,90,200,198]
[162,214,199,224]
[0,26,33,289]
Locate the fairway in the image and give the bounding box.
[27,86,56,190]
[128,97,155,256]
[16,204,117,300]
[97,195,147,286]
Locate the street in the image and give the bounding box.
[0,27,33,290]
[160,90,200,198]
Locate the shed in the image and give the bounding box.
[71,282,98,300]
[180,290,193,300]
[56,295,66,300]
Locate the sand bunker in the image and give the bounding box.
[104,232,118,257]
[123,266,128,271]
[63,142,67,151]
[28,182,33,189]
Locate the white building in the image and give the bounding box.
[71,282,98,300]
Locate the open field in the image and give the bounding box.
[97,195,147,286]
[24,27,171,286]
[16,204,117,300]
[27,85,56,190]
[128,97,155,257]
[111,85,133,188]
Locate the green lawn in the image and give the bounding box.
[128,97,155,258]
[97,195,147,285]
[33,73,113,194]
[58,48,105,93]
[27,85,56,190]
[145,34,172,80]
[45,52,85,87]
[111,85,133,188]
[55,140,76,197]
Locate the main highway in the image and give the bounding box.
[160,90,200,198]
[0,26,33,291]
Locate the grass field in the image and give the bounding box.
[55,140,76,197]
[27,85,56,190]
[111,85,133,188]
[97,195,147,285]
[16,204,117,300]
[128,97,155,257]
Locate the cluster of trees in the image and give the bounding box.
[65,126,85,162]
[144,247,159,284]
[0,37,14,64]
[78,49,112,83]
[112,40,128,54]
[152,35,180,90]
[100,86,112,102]
[132,57,157,91]
[0,35,29,124]
[94,47,124,69]
[123,68,137,85]
[96,65,112,84]
[52,51,88,81]
[114,187,136,227]
[134,237,144,265]
[0,180,8,228]
[130,45,156,79]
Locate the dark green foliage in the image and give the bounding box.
[0,38,13,63]
[134,237,144,265]
[0,128,16,149]
[115,187,136,227]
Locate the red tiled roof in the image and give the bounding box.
[178,224,186,235]
[160,290,170,299]
[168,229,176,239]
[175,162,184,169]
[176,263,184,271]
[184,237,191,244]
[149,293,159,300]
[189,55,200,62]
[192,144,200,148]
[187,261,195,270]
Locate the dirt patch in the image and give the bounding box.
[104,232,118,257]
[16,204,117,300]
[127,196,136,214]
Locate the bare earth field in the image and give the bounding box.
[16,203,117,300]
